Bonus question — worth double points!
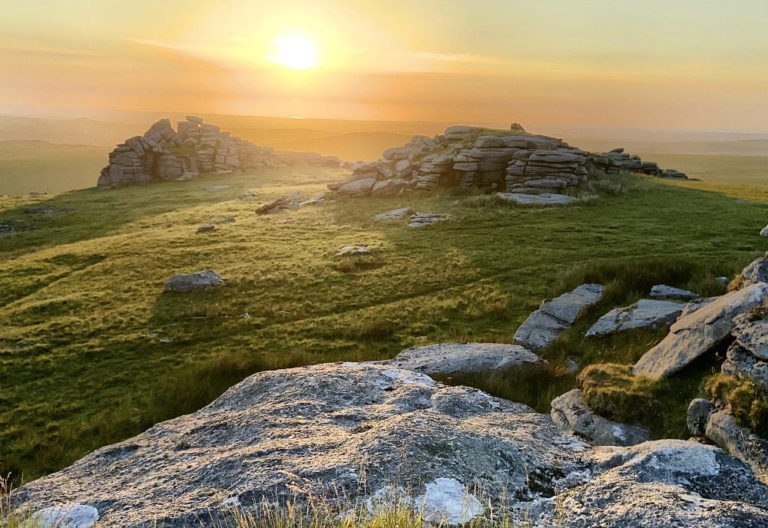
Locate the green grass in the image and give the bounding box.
[2,167,768,484]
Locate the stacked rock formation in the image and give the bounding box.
[98,117,344,187]
[329,124,686,198]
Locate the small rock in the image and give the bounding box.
[0,224,14,236]
[164,270,225,293]
[31,504,99,528]
[496,193,578,206]
[761,225,768,237]
[687,398,714,436]
[551,389,651,446]
[375,207,414,222]
[408,212,448,228]
[197,224,215,233]
[650,285,698,301]
[716,276,732,288]
[255,193,301,215]
[336,245,371,257]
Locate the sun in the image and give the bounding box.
[269,35,319,70]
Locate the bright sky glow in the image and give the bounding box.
[268,36,319,70]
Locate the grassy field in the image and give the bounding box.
[1,166,768,483]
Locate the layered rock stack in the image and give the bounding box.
[329,123,686,198]
[97,117,345,188]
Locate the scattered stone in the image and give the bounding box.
[197,224,215,233]
[379,343,544,377]
[255,193,301,215]
[551,389,650,446]
[238,191,258,200]
[705,410,768,483]
[374,207,414,222]
[716,276,732,288]
[0,224,14,236]
[515,284,604,350]
[650,285,698,301]
[336,245,371,257]
[761,225,768,237]
[164,270,225,293]
[687,398,715,436]
[497,193,578,206]
[586,299,684,337]
[299,194,326,207]
[213,217,236,225]
[633,282,768,378]
[336,178,376,197]
[30,504,99,528]
[408,212,448,228]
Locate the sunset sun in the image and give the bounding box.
[269,35,319,70]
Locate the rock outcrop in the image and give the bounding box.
[514,284,604,351]
[633,282,768,378]
[327,124,683,199]
[13,364,768,528]
[98,117,344,187]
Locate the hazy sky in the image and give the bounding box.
[2,0,768,130]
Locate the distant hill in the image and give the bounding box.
[269,132,414,162]
[0,140,108,195]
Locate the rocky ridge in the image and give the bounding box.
[328,124,687,198]
[97,116,345,187]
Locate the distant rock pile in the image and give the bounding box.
[97,116,345,187]
[329,124,688,198]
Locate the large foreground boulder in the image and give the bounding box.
[13,364,768,527]
[633,282,768,378]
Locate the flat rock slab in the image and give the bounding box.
[336,245,371,257]
[380,343,544,376]
[515,284,604,350]
[375,207,413,222]
[497,193,578,206]
[164,270,225,293]
[336,178,375,196]
[633,282,768,378]
[408,212,448,228]
[733,312,768,360]
[551,389,650,447]
[12,363,591,527]
[586,299,684,337]
[650,285,698,301]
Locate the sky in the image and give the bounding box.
[2,0,768,131]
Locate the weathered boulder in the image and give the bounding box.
[336,178,376,197]
[734,311,768,360]
[586,299,684,337]
[551,389,651,446]
[650,284,698,301]
[633,283,768,378]
[374,207,414,222]
[497,193,577,206]
[380,343,544,377]
[164,270,225,293]
[722,344,768,391]
[514,284,604,350]
[687,398,715,437]
[742,256,768,288]
[12,363,593,527]
[545,440,768,527]
[705,410,768,483]
[255,193,302,215]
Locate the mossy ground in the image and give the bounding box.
[1,167,767,483]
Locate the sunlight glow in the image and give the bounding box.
[269,36,319,70]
